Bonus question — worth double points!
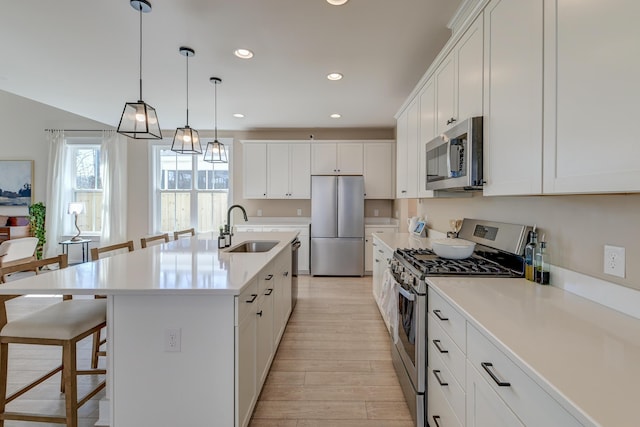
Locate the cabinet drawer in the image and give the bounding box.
[429,346,465,424]
[427,361,464,427]
[467,324,582,427]
[258,269,276,296]
[428,288,466,352]
[237,279,259,325]
[428,312,466,387]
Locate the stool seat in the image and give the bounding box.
[1,299,106,341]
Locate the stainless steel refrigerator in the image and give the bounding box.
[311,175,364,276]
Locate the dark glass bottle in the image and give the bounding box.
[524,231,537,281]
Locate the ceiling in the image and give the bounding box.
[0,0,462,131]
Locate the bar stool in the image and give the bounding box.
[140,233,169,249]
[89,240,135,369]
[0,254,106,427]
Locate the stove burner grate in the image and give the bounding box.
[395,248,519,277]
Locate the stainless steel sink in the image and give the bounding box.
[226,240,279,253]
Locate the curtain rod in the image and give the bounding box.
[44,129,113,132]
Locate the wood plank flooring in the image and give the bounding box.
[249,276,412,427]
[3,276,411,427]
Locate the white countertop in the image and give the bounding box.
[0,232,297,296]
[364,217,399,226]
[242,217,311,226]
[429,277,640,427]
[376,230,640,427]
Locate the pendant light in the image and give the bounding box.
[203,77,228,163]
[117,0,162,140]
[171,47,201,154]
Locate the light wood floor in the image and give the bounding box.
[249,276,412,427]
[3,276,411,427]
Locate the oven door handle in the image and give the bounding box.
[397,285,415,301]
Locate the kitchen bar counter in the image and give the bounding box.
[0,231,297,296]
[0,232,297,426]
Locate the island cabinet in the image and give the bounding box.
[542,0,640,194]
[235,248,292,427]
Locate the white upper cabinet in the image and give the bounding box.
[243,143,268,199]
[418,78,436,198]
[363,142,395,199]
[543,0,640,194]
[267,143,311,199]
[396,98,419,198]
[482,0,543,196]
[311,142,363,175]
[436,53,457,136]
[456,16,484,123]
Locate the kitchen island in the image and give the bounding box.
[0,231,297,427]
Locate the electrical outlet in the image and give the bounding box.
[257,209,262,217]
[604,245,625,278]
[297,208,302,216]
[374,209,379,217]
[164,328,181,352]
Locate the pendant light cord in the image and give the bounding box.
[214,80,218,140]
[186,53,190,126]
[138,5,143,101]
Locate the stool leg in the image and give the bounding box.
[0,342,8,427]
[91,330,101,369]
[62,341,78,427]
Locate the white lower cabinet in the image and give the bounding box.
[466,359,524,427]
[235,249,292,427]
[428,371,464,427]
[371,234,394,332]
[466,324,583,427]
[365,226,397,273]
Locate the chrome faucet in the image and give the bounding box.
[225,204,248,245]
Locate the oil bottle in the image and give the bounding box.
[524,228,537,281]
[535,241,550,285]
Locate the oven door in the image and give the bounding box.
[395,282,425,393]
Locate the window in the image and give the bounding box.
[152,142,230,233]
[68,142,103,234]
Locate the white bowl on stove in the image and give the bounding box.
[431,238,476,260]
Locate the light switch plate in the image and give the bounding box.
[164,328,181,352]
[297,208,302,216]
[257,209,262,217]
[604,245,625,278]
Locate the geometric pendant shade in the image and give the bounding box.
[171,47,202,154]
[117,0,162,140]
[203,77,228,163]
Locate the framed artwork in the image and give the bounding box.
[0,160,33,206]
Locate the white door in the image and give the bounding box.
[419,78,436,197]
[396,108,409,198]
[406,99,419,198]
[311,143,337,174]
[289,143,311,198]
[336,143,364,174]
[457,15,484,122]
[364,142,394,199]
[267,143,290,198]
[436,53,457,135]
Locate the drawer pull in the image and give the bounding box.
[432,415,442,427]
[433,309,449,321]
[432,369,448,386]
[265,274,274,280]
[265,288,273,296]
[481,362,511,387]
[283,271,289,277]
[378,249,384,253]
[245,294,258,303]
[257,310,263,317]
[432,339,448,354]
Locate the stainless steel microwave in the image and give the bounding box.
[424,116,483,191]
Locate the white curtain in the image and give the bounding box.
[44,130,73,258]
[100,130,128,246]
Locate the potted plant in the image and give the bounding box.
[29,202,46,259]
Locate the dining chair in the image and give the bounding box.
[140,233,170,249]
[173,228,195,240]
[0,254,107,427]
[89,240,135,369]
[90,240,135,261]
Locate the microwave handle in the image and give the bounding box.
[448,140,463,176]
[446,139,453,178]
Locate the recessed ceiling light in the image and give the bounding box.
[330,113,342,119]
[327,0,349,5]
[233,113,245,118]
[327,73,343,81]
[234,48,254,59]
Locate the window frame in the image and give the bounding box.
[65,139,104,236]
[149,139,233,234]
